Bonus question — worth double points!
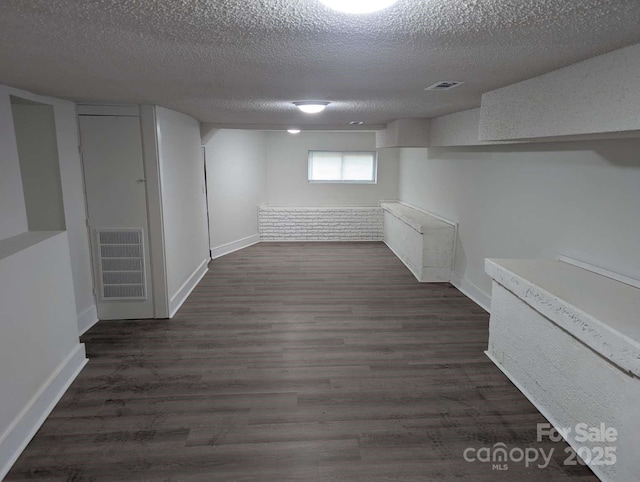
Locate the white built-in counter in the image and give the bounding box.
[486,259,640,482]
[381,202,455,282]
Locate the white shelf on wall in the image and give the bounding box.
[0,231,62,260]
[558,255,640,290]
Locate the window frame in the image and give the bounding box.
[307,150,378,184]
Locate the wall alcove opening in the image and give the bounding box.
[10,95,66,232]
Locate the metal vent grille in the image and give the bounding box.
[96,229,146,300]
[425,81,464,91]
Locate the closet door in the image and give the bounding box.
[79,114,154,320]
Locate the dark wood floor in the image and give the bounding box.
[7,243,597,481]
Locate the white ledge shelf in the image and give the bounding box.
[486,258,640,377]
[380,202,452,234]
[485,258,640,481]
[0,231,63,261]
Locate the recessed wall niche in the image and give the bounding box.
[10,96,66,231]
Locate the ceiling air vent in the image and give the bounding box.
[425,81,464,91]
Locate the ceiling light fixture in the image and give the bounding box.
[287,129,301,134]
[319,0,398,14]
[293,101,330,114]
[349,121,365,125]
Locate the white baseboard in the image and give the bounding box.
[168,257,210,318]
[210,234,260,260]
[0,344,88,480]
[77,305,98,335]
[450,271,491,313]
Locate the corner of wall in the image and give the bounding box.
[211,234,261,260]
[168,257,210,318]
[450,271,491,313]
[77,305,99,335]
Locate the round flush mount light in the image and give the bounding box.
[293,101,330,114]
[319,0,398,14]
[287,129,301,134]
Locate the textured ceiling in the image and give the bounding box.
[1,0,640,129]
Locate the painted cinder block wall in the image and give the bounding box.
[259,206,383,241]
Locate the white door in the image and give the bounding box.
[79,115,155,320]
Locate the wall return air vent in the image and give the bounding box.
[425,81,465,91]
[96,229,147,300]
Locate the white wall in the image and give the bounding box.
[54,99,97,329]
[0,85,95,330]
[398,140,640,304]
[0,233,84,467]
[11,103,66,231]
[0,84,89,478]
[156,106,210,304]
[376,119,431,148]
[266,131,398,207]
[204,130,399,252]
[204,129,267,250]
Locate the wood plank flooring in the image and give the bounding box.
[6,242,598,481]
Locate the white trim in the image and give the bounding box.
[77,104,139,117]
[168,257,210,318]
[450,271,491,313]
[558,255,640,290]
[0,344,88,480]
[210,234,260,260]
[77,305,99,335]
[140,104,170,319]
[484,350,607,482]
[396,201,457,228]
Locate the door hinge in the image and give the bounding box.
[86,219,90,227]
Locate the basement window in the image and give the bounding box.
[308,151,377,184]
